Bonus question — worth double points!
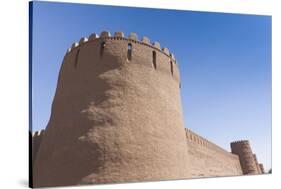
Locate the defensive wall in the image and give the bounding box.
[32,127,265,180]
[185,128,243,177]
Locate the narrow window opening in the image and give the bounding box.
[152,51,156,69]
[127,43,132,61]
[100,41,106,57]
[75,49,80,68]
[170,61,173,75]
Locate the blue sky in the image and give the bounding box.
[31,1,272,171]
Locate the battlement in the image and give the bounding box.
[60,30,181,85]
[185,128,237,158]
[65,31,177,62]
[230,140,250,145]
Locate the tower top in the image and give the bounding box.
[65,30,177,62]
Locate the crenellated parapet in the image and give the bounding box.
[230,140,259,174]
[62,31,179,84]
[185,128,212,148]
[65,31,177,62]
[185,128,237,158]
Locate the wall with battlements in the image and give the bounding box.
[32,127,265,180]
[185,128,243,177]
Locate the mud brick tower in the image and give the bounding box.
[33,31,190,187]
[259,163,265,173]
[230,140,259,174]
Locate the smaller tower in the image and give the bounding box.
[230,140,258,174]
[259,163,265,174]
[253,154,262,174]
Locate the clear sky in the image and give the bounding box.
[31,1,272,171]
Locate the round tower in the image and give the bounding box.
[33,31,190,187]
[253,154,262,174]
[259,163,265,174]
[230,140,258,175]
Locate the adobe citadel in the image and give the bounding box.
[31,31,265,187]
